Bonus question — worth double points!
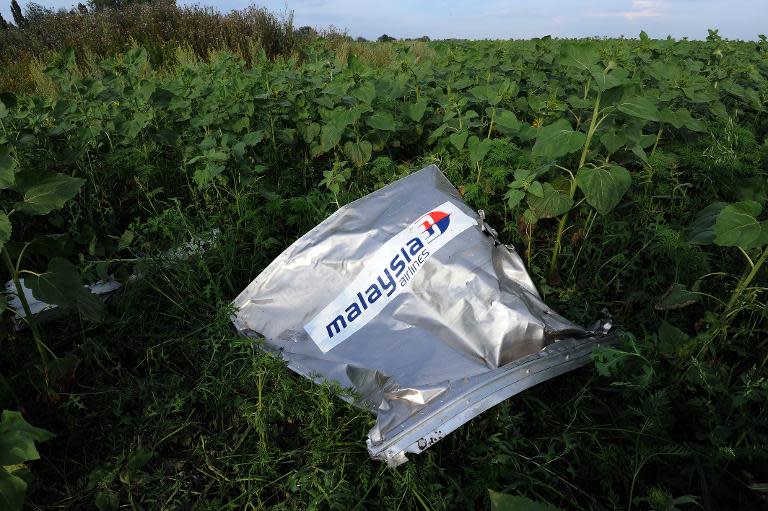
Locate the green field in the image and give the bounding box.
[1,19,767,511]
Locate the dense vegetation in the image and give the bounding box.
[0,0,312,93]
[0,4,767,509]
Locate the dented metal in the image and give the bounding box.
[231,165,614,466]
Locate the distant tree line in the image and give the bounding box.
[0,0,315,93]
[1,0,155,29]
[370,34,430,43]
[0,2,432,44]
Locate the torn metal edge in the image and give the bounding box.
[366,333,615,466]
[6,278,124,330]
[4,229,221,330]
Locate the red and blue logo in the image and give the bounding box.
[416,210,451,243]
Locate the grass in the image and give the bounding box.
[4,152,766,509]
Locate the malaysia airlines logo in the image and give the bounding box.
[304,201,476,352]
[417,210,451,243]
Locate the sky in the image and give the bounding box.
[1,0,765,40]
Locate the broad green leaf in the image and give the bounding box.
[0,100,6,119]
[324,108,361,139]
[303,122,320,143]
[405,98,428,122]
[206,151,228,162]
[589,67,628,91]
[95,491,119,511]
[242,130,265,146]
[758,221,768,246]
[127,448,153,472]
[428,122,450,143]
[351,82,376,104]
[489,489,562,511]
[505,189,525,208]
[0,212,10,253]
[495,110,521,133]
[617,97,660,122]
[367,112,397,131]
[0,147,16,189]
[346,105,369,125]
[463,109,478,120]
[25,258,105,322]
[709,101,728,119]
[231,116,249,133]
[193,163,225,187]
[660,107,705,131]
[658,321,690,345]
[659,107,682,128]
[688,202,727,245]
[532,119,586,160]
[674,109,707,132]
[449,131,468,151]
[527,182,573,219]
[320,123,344,152]
[0,410,53,465]
[278,128,295,144]
[600,131,626,154]
[522,209,538,225]
[0,467,27,511]
[149,87,174,107]
[560,46,600,71]
[467,136,492,164]
[329,109,354,129]
[323,81,350,97]
[576,164,631,214]
[714,201,763,248]
[117,111,153,142]
[513,168,533,183]
[567,95,592,109]
[683,86,715,103]
[15,174,85,216]
[671,496,701,506]
[118,230,134,251]
[343,140,372,168]
[469,84,501,105]
[656,283,700,311]
[527,181,544,198]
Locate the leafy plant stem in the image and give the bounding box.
[269,114,277,153]
[568,208,596,280]
[548,90,602,281]
[723,247,767,318]
[650,123,664,159]
[526,223,533,270]
[486,107,496,139]
[2,247,50,370]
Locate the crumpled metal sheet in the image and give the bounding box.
[231,165,614,466]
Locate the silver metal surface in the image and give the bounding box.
[5,229,221,330]
[231,165,614,466]
[6,277,123,330]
